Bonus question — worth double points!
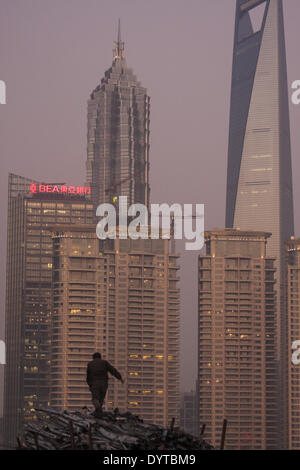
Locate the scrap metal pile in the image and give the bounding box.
[20,407,213,450]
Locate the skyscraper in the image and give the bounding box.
[283,238,300,449]
[225,0,294,446]
[225,0,294,282]
[3,174,94,445]
[86,21,150,210]
[50,226,180,426]
[198,230,278,449]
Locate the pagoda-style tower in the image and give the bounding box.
[86,21,150,210]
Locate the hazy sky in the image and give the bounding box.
[0,0,300,415]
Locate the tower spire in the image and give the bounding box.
[118,18,121,44]
[113,19,125,60]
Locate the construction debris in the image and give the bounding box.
[20,407,214,450]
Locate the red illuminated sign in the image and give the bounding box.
[29,183,91,195]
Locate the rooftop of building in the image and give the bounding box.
[204,228,272,239]
[90,20,145,98]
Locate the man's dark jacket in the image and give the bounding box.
[86,358,122,386]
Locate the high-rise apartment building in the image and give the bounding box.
[3,174,94,445]
[50,226,180,426]
[225,0,294,281]
[198,229,278,449]
[283,238,300,449]
[86,22,150,210]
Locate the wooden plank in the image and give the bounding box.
[69,420,76,449]
[33,433,40,450]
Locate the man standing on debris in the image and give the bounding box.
[86,352,124,417]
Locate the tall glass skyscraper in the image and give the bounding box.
[225,0,294,447]
[86,22,150,210]
[225,0,294,282]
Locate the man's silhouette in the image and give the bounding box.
[86,352,124,417]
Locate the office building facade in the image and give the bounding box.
[3,173,94,445]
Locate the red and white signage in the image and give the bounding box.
[29,183,91,195]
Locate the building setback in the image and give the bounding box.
[50,226,180,426]
[86,22,150,210]
[3,173,94,445]
[198,230,278,449]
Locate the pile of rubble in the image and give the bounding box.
[20,407,213,450]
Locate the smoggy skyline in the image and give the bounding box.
[0,0,300,415]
